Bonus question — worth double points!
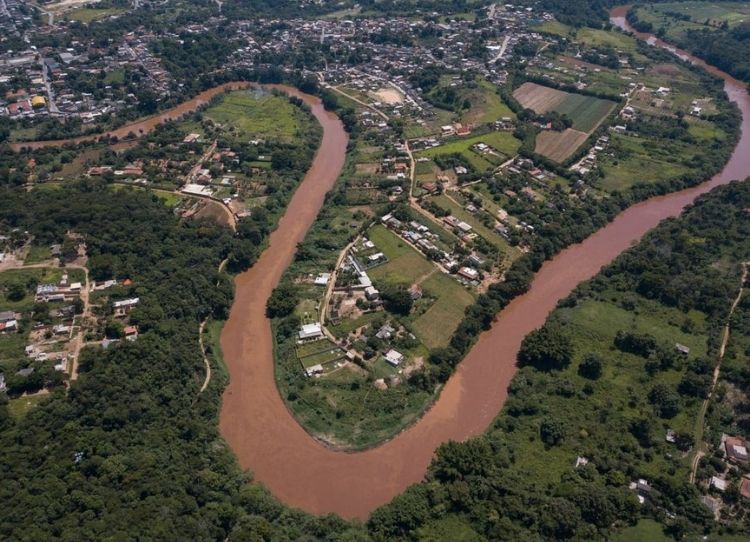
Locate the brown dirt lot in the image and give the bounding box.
[535,128,589,162]
[513,82,568,112]
[355,162,380,175]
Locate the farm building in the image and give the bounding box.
[298,323,323,341]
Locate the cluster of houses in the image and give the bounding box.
[700,434,750,518]
[570,135,611,177]
[1,21,172,123]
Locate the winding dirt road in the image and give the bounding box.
[217,14,750,520]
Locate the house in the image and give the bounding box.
[124,325,138,341]
[375,324,394,340]
[113,297,139,317]
[675,343,690,355]
[458,267,479,281]
[725,435,749,463]
[574,456,589,468]
[384,349,404,366]
[0,311,16,323]
[305,364,324,377]
[0,319,18,333]
[368,252,385,264]
[54,357,67,372]
[365,286,380,301]
[314,273,331,286]
[298,323,323,341]
[710,476,728,492]
[740,476,750,500]
[0,373,5,392]
[17,367,34,378]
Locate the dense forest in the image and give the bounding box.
[0,184,367,540]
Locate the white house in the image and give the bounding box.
[384,349,404,367]
[298,323,323,341]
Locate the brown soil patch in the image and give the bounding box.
[535,128,589,162]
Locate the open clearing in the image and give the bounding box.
[204,90,301,141]
[367,225,434,285]
[372,88,404,105]
[417,131,521,172]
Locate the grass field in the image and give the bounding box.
[513,82,617,133]
[637,2,750,34]
[613,519,748,542]
[532,20,573,37]
[24,245,52,265]
[64,7,126,23]
[204,90,302,141]
[367,225,435,285]
[460,79,515,126]
[7,394,49,420]
[411,272,474,349]
[599,133,691,192]
[496,289,709,488]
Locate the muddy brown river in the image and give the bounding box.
[217,24,750,517]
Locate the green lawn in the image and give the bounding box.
[411,272,474,349]
[64,7,127,23]
[24,245,52,265]
[7,394,49,420]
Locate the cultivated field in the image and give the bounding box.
[514,82,616,132]
[535,128,589,163]
[513,82,617,161]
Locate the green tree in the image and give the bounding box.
[518,325,573,371]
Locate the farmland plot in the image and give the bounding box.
[513,82,617,161]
